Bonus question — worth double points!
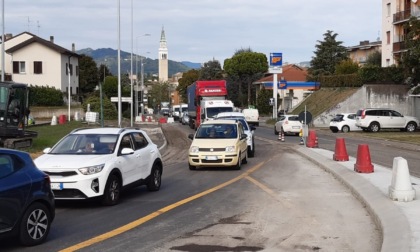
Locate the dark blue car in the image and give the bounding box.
[0,148,55,246]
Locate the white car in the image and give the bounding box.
[215,116,256,157]
[274,115,302,135]
[329,113,361,133]
[188,120,248,170]
[34,128,163,206]
[242,108,259,126]
[356,108,419,132]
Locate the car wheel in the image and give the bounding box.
[342,125,350,133]
[369,122,380,132]
[233,153,241,170]
[19,202,51,246]
[189,163,196,170]
[147,163,162,191]
[406,122,417,132]
[330,128,338,133]
[274,126,279,135]
[248,142,255,158]
[102,174,121,206]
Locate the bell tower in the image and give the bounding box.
[158,26,168,82]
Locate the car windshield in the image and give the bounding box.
[49,134,118,155]
[196,124,237,139]
[332,114,344,121]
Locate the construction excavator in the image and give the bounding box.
[0,81,38,149]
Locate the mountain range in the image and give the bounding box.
[77,48,202,77]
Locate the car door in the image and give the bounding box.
[346,113,359,131]
[116,134,138,185]
[131,132,153,180]
[0,154,30,233]
[389,110,406,128]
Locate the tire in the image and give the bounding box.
[242,150,248,164]
[369,122,380,132]
[233,153,242,170]
[189,163,196,170]
[248,142,255,158]
[102,174,121,206]
[406,122,417,132]
[19,202,51,246]
[147,163,162,191]
[341,125,350,133]
[331,129,338,133]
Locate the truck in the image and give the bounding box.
[187,80,233,129]
[0,82,38,149]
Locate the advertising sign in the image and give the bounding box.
[270,53,282,67]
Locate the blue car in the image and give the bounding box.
[0,148,55,246]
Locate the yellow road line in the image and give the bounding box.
[60,161,266,252]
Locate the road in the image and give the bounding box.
[2,123,382,251]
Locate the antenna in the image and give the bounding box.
[37,21,40,35]
[27,17,31,32]
[377,30,380,41]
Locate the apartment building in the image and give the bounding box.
[382,0,420,66]
[348,40,382,66]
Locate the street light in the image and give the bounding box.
[135,34,151,116]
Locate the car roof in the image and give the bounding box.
[69,127,142,135]
[216,112,245,118]
[202,119,237,125]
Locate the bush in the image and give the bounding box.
[29,85,64,106]
[82,95,118,120]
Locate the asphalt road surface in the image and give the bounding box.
[2,123,381,252]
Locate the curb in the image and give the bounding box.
[294,146,411,252]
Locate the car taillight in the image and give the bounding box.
[361,111,366,119]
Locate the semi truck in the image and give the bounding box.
[187,80,233,129]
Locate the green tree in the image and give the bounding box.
[335,59,359,74]
[82,93,118,120]
[98,64,113,82]
[79,54,100,96]
[256,87,273,115]
[365,51,381,67]
[177,69,200,103]
[401,16,420,86]
[199,60,223,80]
[148,81,171,111]
[308,30,349,78]
[224,51,268,107]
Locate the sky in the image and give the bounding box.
[3,0,382,65]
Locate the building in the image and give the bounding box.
[158,27,168,82]
[1,32,79,96]
[382,0,420,66]
[347,40,382,66]
[252,64,320,112]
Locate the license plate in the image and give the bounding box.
[51,183,63,190]
[206,156,218,160]
[292,126,300,129]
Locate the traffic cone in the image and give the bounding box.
[306,130,318,148]
[354,144,374,173]
[389,157,415,202]
[281,131,285,142]
[299,129,304,145]
[333,138,349,161]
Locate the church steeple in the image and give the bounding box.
[158,26,168,82]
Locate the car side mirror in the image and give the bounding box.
[188,133,194,140]
[240,134,247,140]
[250,126,256,131]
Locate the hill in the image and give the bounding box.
[77,48,201,77]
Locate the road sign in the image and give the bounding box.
[111,97,132,103]
[299,111,312,125]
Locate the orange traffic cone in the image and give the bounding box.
[306,130,318,148]
[354,144,374,173]
[333,138,349,161]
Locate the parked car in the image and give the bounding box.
[0,148,55,246]
[187,120,248,170]
[181,111,190,125]
[215,113,256,157]
[274,115,302,135]
[329,113,361,133]
[355,108,419,132]
[34,127,163,206]
[242,108,259,126]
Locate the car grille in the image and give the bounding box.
[43,171,78,177]
[53,189,87,199]
[199,148,225,151]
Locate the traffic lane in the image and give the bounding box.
[80,142,380,251]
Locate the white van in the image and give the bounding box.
[172,105,181,120]
[242,108,259,126]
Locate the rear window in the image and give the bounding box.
[356,110,363,116]
[288,116,299,121]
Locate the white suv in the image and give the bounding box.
[355,108,419,132]
[34,128,163,206]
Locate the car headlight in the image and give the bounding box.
[225,146,235,152]
[190,146,199,153]
[79,164,105,175]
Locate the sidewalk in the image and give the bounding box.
[296,145,420,252]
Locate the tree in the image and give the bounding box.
[98,64,113,82]
[365,51,381,67]
[256,87,273,115]
[335,59,359,75]
[177,69,200,103]
[401,16,420,86]
[79,54,100,96]
[148,81,171,111]
[224,51,268,107]
[308,30,349,78]
[199,60,223,80]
